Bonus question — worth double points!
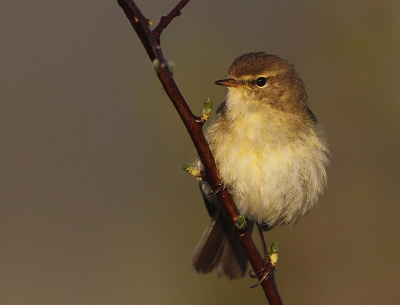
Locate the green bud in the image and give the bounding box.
[201,98,213,122]
[181,164,201,179]
[236,215,247,230]
[167,61,175,73]
[153,59,160,70]
[269,241,278,267]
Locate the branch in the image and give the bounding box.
[153,0,190,43]
[117,1,283,304]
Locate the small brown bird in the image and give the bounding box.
[191,52,329,279]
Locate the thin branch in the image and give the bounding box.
[153,0,190,43]
[117,0,158,61]
[117,1,283,304]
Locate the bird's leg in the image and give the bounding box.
[258,222,269,255]
[249,224,277,288]
[249,224,269,277]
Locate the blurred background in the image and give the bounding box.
[1,0,399,304]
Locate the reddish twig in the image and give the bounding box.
[153,0,190,43]
[117,1,283,304]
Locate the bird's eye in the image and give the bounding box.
[256,77,267,87]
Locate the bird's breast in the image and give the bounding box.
[205,108,328,225]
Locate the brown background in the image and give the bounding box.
[1,0,399,304]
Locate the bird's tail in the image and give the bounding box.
[191,181,252,279]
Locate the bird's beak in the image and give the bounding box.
[215,78,240,87]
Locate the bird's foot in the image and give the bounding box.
[205,183,223,197]
[249,241,278,288]
[248,254,274,288]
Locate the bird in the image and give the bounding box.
[191,52,329,279]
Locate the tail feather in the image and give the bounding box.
[191,182,251,279]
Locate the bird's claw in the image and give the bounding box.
[206,183,223,197]
[249,261,275,288]
[249,241,278,288]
